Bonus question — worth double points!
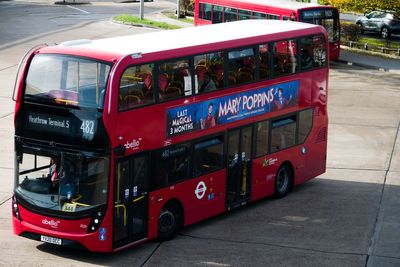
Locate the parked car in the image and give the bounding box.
[355,10,400,39]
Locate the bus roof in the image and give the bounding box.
[42,20,324,61]
[198,0,333,11]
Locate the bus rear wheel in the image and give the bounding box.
[158,201,183,241]
[274,164,292,199]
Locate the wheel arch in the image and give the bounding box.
[162,198,185,223]
[156,197,185,241]
[279,160,295,190]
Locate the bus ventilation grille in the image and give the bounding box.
[316,127,327,143]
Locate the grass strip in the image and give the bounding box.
[358,37,400,49]
[113,14,181,29]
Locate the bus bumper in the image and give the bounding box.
[12,205,112,252]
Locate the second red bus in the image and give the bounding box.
[194,0,340,61]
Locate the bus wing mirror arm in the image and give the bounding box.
[114,145,126,156]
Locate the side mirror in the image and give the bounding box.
[114,145,126,156]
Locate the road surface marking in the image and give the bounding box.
[67,5,90,14]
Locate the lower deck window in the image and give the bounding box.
[271,116,296,153]
[155,143,191,187]
[194,137,224,176]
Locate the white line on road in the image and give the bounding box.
[67,5,90,14]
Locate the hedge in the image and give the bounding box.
[319,0,400,14]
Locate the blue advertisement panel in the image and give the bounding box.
[166,80,299,137]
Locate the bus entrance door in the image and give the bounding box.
[113,154,149,247]
[226,126,253,209]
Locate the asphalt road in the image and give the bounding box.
[0,0,174,47]
[0,2,399,266]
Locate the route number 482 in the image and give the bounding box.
[80,120,95,135]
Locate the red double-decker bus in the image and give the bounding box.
[194,0,340,61]
[12,20,328,252]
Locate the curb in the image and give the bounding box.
[335,59,400,74]
[341,45,400,60]
[335,59,388,71]
[111,19,161,29]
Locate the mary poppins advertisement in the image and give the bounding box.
[166,80,299,137]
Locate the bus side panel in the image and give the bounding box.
[299,77,313,107]
[251,146,307,202]
[329,41,340,61]
[274,148,307,187]
[147,170,226,239]
[304,67,328,179]
[251,157,276,202]
[196,18,212,26]
[194,0,200,26]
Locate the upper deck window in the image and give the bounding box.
[194,52,224,92]
[272,40,297,76]
[228,48,256,86]
[224,7,238,22]
[25,54,110,109]
[119,64,154,111]
[212,5,223,23]
[253,12,266,19]
[299,35,327,70]
[158,59,191,102]
[238,9,252,20]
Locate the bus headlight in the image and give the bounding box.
[87,211,105,233]
[12,195,21,220]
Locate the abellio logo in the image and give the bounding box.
[124,138,142,151]
[42,218,61,229]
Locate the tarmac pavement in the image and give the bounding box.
[339,48,400,73]
[0,6,399,267]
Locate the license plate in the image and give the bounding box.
[40,235,62,245]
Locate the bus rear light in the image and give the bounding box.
[12,196,21,220]
[87,211,105,233]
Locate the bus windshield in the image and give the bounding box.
[25,54,111,109]
[299,9,339,42]
[16,146,109,213]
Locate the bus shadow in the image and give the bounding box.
[176,177,399,256]
[36,239,160,266]
[35,177,400,265]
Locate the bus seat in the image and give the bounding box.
[124,95,141,108]
[128,88,144,97]
[237,71,253,83]
[238,66,254,75]
[169,80,183,91]
[139,72,152,90]
[195,65,207,80]
[165,86,182,99]
[196,59,207,69]
[158,73,169,93]
[259,67,269,79]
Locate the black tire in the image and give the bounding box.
[357,23,364,34]
[381,27,390,39]
[274,164,292,199]
[158,201,183,241]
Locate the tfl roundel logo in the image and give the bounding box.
[195,181,207,200]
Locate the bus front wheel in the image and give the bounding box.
[274,164,293,199]
[158,201,183,241]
